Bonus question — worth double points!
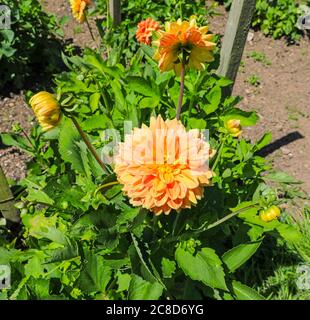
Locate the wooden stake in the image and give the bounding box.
[109,0,121,25]
[217,0,256,95]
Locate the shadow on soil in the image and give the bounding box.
[257,131,304,157]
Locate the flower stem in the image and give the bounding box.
[22,129,35,149]
[95,181,119,196]
[85,13,98,49]
[211,136,226,171]
[71,116,108,174]
[176,62,186,120]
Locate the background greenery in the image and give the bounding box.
[0,0,64,92]
[0,0,309,300]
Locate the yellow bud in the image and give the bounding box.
[226,119,242,137]
[259,205,281,223]
[29,92,61,132]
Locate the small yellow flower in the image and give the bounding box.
[260,206,281,223]
[226,119,242,137]
[153,16,216,73]
[70,0,92,23]
[30,92,61,132]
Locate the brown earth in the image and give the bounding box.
[0,1,309,196]
[210,6,310,194]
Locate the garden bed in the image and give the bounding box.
[1,1,309,193]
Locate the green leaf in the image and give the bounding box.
[27,189,54,206]
[217,78,233,87]
[24,256,45,278]
[202,85,222,115]
[161,258,176,278]
[58,118,85,173]
[276,223,303,243]
[139,96,160,109]
[263,171,302,184]
[187,118,206,129]
[111,79,127,112]
[0,29,15,43]
[222,109,259,126]
[254,132,272,151]
[127,76,159,98]
[130,233,158,283]
[84,54,121,78]
[116,207,140,226]
[232,281,265,300]
[82,114,113,131]
[0,133,33,155]
[206,85,221,107]
[116,273,131,293]
[128,275,163,300]
[222,240,262,272]
[175,247,227,291]
[75,250,112,294]
[89,92,101,112]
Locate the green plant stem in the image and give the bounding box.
[188,72,200,118]
[211,136,226,171]
[71,116,108,174]
[193,204,259,234]
[85,13,98,49]
[188,96,194,119]
[95,181,119,196]
[22,129,35,149]
[176,62,186,120]
[172,213,181,236]
[163,204,259,244]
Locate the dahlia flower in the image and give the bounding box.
[136,18,161,45]
[153,16,216,73]
[260,206,281,223]
[29,92,61,132]
[114,116,216,215]
[226,119,243,137]
[70,0,92,23]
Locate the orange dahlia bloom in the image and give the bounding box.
[136,18,161,45]
[70,0,92,23]
[114,116,216,215]
[154,16,216,73]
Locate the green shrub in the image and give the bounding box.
[0,44,304,299]
[217,0,302,41]
[0,2,306,300]
[253,0,301,41]
[0,0,64,92]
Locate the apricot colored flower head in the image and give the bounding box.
[114,116,216,215]
[136,18,161,45]
[30,92,61,132]
[226,119,242,137]
[153,16,216,73]
[70,0,92,23]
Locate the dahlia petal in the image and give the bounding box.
[114,116,216,215]
[176,171,199,189]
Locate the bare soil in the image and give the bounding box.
[210,6,310,194]
[0,2,309,195]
